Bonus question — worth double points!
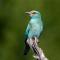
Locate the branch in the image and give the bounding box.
[27,37,48,60]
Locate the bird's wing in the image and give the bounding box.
[25,22,31,36]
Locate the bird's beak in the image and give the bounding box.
[25,12,31,14]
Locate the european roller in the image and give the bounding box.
[24,10,43,55]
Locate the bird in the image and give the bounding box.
[24,10,43,55]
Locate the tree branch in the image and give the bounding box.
[27,37,48,60]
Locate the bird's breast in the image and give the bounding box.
[30,19,43,31]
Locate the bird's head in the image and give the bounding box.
[25,10,41,18]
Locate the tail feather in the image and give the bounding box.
[24,38,30,55]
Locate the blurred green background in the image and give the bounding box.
[0,0,60,60]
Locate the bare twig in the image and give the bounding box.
[27,37,48,60]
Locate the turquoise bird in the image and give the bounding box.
[24,10,43,55]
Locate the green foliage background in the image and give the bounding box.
[0,0,60,60]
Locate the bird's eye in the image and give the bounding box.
[32,12,36,14]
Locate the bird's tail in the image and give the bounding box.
[24,38,30,55]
